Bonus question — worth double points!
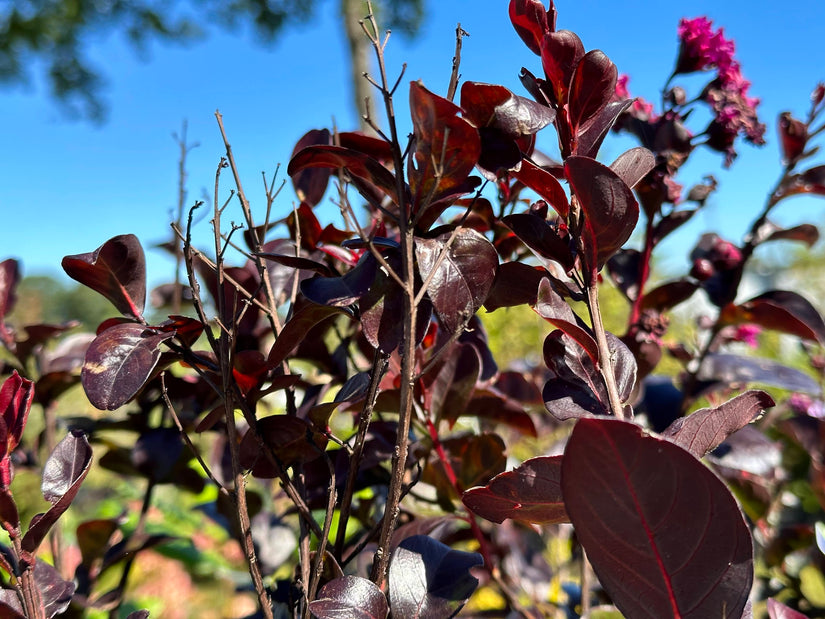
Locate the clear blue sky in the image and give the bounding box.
[3,0,825,293]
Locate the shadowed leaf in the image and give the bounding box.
[290,129,332,206]
[568,50,617,132]
[62,234,146,319]
[563,418,753,619]
[267,303,350,368]
[34,559,75,617]
[388,535,482,618]
[697,353,821,395]
[512,159,569,218]
[309,575,388,619]
[724,290,825,345]
[535,278,598,364]
[239,415,328,475]
[641,280,699,312]
[502,213,575,271]
[463,455,567,524]
[576,99,633,158]
[82,324,174,410]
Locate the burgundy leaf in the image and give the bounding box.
[256,252,335,278]
[239,415,328,475]
[568,50,618,132]
[131,428,182,482]
[290,128,332,207]
[62,234,146,319]
[23,431,92,554]
[415,229,498,333]
[423,342,480,426]
[534,278,598,364]
[444,433,506,490]
[726,290,825,345]
[540,30,584,106]
[76,518,120,568]
[508,0,553,55]
[0,259,19,347]
[81,323,174,410]
[696,353,821,395]
[565,155,639,270]
[287,145,401,206]
[795,164,825,195]
[408,81,481,213]
[388,535,482,618]
[0,371,33,456]
[759,222,819,247]
[301,253,378,307]
[610,147,656,190]
[562,418,753,619]
[465,391,537,436]
[0,488,19,531]
[641,280,699,312]
[576,99,633,158]
[33,559,75,617]
[0,590,24,618]
[767,598,811,619]
[501,213,575,271]
[309,576,388,619]
[512,159,570,218]
[662,390,775,458]
[460,82,555,137]
[606,249,641,300]
[267,303,350,368]
[462,455,568,525]
[484,262,547,311]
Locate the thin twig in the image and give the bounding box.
[446,24,468,102]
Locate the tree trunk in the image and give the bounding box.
[340,0,379,133]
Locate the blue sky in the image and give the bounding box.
[4,0,825,293]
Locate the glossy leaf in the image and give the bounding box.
[310,575,388,619]
[415,229,498,333]
[301,253,378,307]
[23,431,92,554]
[483,262,547,311]
[82,323,174,410]
[501,213,575,271]
[697,353,821,395]
[563,418,753,619]
[463,455,567,524]
[512,159,569,218]
[724,290,825,345]
[408,81,481,213]
[534,278,598,364]
[509,0,553,55]
[464,390,537,436]
[388,535,482,618]
[540,30,584,105]
[576,98,633,158]
[565,155,639,270]
[568,49,618,132]
[641,280,699,312]
[460,82,555,138]
[62,234,146,319]
[759,222,819,247]
[288,144,401,206]
[267,303,350,368]
[290,128,332,206]
[0,371,33,459]
[662,390,775,458]
[0,591,24,618]
[34,559,76,618]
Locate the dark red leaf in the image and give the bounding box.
[81,323,174,410]
[408,81,481,213]
[0,591,24,618]
[509,0,552,55]
[606,249,641,300]
[287,144,401,206]
[465,391,537,436]
[76,518,120,568]
[565,155,639,270]
[540,30,584,106]
[258,252,333,278]
[0,371,33,458]
[562,418,753,619]
[460,82,555,137]
[568,50,618,133]
[795,164,825,196]
[62,234,146,319]
[131,427,182,482]
[267,303,350,368]
[610,147,656,190]
[415,229,498,333]
[576,99,633,158]
[757,222,819,247]
[641,279,699,312]
[423,342,480,426]
[501,213,575,271]
[300,253,378,307]
[33,559,75,617]
[767,598,811,619]
[240,415,328,475]
[462,455,568,524]
[290,129,332,207]
[512,159,570,218]
[662,390,775,458]
[725,290,825,345]
[534,278,598,364]
[23,431,92,554]
[483,262,547,311]
[388,535,482,618]
[0,259,19,347]
[445,433,507,490]
[309,576,388,619]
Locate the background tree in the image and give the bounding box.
[0,0,423,124]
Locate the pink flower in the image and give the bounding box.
[732,324,761,348]
[789,393,825,419]
[675,17,733,74]
[614,74,657,121]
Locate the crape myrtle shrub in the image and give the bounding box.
[2,1,825,617]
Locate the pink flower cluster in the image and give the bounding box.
[676,17,766,165]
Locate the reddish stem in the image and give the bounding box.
[628,215,656,327]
